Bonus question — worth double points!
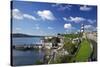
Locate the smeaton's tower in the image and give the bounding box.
[80,23,86,38]
[80,24,84,33]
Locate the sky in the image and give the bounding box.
[11,1,97,36]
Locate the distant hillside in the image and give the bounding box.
[11,33,34,37]
[11,33,56,37]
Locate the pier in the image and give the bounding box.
[12,44,43,50]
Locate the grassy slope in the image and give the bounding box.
[74,39,92,62]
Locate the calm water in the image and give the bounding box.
[12,37,44,66]
[12,37,43,45]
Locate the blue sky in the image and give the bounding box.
[11,1,97,36]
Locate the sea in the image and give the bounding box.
[12,37,45,66]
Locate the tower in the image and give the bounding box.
[80,24,84,33]
[80,23,86,38]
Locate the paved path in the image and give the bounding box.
[86,33,97,61]
[48,49,57,64]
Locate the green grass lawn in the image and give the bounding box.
[74,39,92,62]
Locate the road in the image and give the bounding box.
[86,33,97,61]
[48,49,57,64]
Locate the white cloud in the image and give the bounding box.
[84,25,92,29]
[63,17,69,21]
[58,5,72,11]
[48,27,53,30]
[52,3,72,11]
[12,9,23,20]
[63,16,97,24]
[87,19,96,24]
[12,9,37,21]
[37,10,55,21]
[80,5,92,11]
[64,23,72,29]
[84,25,96,32]
[23,14,37,20]
[69,16,85,23]
[63,16,85,23]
